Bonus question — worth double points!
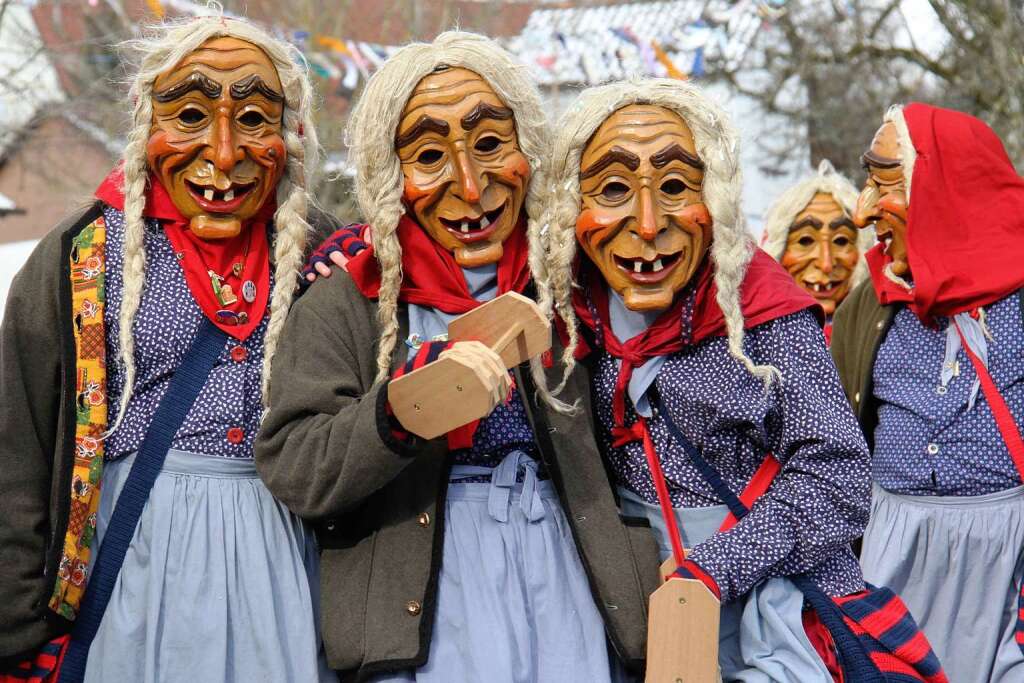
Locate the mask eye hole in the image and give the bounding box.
[178,107,206,125]
[660,178,686,196]
[601,181,629,200]
[798,235,815,247]
[238,111,267,127]
[474,136,500,153]
[417,149,443,165]
[834,235,850,247]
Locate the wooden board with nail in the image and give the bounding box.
[645,578,720,683]
[388,292,551,440]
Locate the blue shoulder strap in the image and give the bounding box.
[59,319,229,683]
[649,387,885,683]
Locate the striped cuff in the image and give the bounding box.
[673,559,721,601]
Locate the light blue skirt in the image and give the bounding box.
[618,488,831,683]
[861,483,1024,683]
[83,449,336,683]
[372,452,634,683]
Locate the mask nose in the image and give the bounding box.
[853,185,879,228]
[452,149,482,205]
[816,239,834,274]
[208,113,243,179]
[635,187,659,241]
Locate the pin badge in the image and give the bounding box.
[242,280,257,303]
[216,309,240,325]
[232,262,244,277]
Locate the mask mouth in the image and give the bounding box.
[186,179,258,214]
[438,205,505,243]
[802,279,845,298]
[613,251,682,284]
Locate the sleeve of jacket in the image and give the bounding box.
[254,272,422,520]
[686,310,870,603]
[0,230,67,662]
[829,284,861,404]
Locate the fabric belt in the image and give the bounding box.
[59,320,228,683]
[449,450,546,523]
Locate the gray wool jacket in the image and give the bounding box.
[254,270,662,681]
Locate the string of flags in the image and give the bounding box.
[149,0,786,92]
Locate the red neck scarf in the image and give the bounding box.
[572,249,818,437]
[346,214,531,311]
[866,103,1024,324]
[95,166,274,340]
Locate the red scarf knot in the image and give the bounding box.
[95,165,276,341]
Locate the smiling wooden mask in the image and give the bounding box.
[395,66,530,268]
[576,104,712,312]
[146,36,286,240]
[780,192,859,316]
[854,121,910,277]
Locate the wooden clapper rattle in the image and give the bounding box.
[388,292,551,439]
[645,555,721,682]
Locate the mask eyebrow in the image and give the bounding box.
[861,149,902,170]
[461,102,514,130]
[830,215,857,230]
[650,143,705,171]
[230,74,284,103]
[153,71,222,103]
[580,146,640,180]
[790,216,824,231]
[395,115,451,148]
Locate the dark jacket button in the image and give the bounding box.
[406,600,422,616]
[417,512,431,528]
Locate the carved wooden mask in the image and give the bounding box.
[576,104,711,312]
[854,121,910,277]
[780,192,859,316]
[147,36,287,240]
[395,67,530,268]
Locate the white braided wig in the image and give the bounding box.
[111,16,319,433]
[345,30,551,383]
[542,78,778,391]
[761,159,873,289]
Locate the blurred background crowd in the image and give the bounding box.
[0,0,1021,311]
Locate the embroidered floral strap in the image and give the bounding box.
[48,216,108,620]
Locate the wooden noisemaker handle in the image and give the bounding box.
[645,578,720,683]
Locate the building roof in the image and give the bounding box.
[506,0,769,85]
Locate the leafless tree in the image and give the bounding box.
[717,0,1024,178]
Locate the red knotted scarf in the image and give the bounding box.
[866,103,1024,325]
[572,249,818,440]
[346,214,530,312]
[95,166,273,340]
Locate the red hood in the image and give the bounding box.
[867,103,1024,322]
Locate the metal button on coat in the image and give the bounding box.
[230,345,248,363]
[405,600,422,616]
[935,385,947,395]
[876,320,885,330]
[927,443,940,455]
[227,427,245,444]
[854,392,861,403]
[417,512,431,528]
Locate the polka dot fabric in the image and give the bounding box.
[102,206,270,461]
[873,293,1024,496]
[591,309,869,602]
[455,385,539,467]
